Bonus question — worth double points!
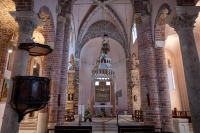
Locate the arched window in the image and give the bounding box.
[132,23,137,44]
[171,68,175,90]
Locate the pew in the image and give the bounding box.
[172,108,191,122]
[132,110,143,122]
[47,126,92,133]
[118,125,173,133]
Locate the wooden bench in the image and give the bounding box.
[118,125,173,133]
[132,110,143,122]
[47,126,92,133]
[172,108,191,122]
[118,125,155,133]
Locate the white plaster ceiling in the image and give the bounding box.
[165,4,200,58]
[80,37,125,65]
[165,34,180,57]
[72,0,133,44]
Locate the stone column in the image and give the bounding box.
[135,13,161,128]
[74,58,80,115]
[135,15,150,124]
[36,49,53,133]
[48,15,66,128]
[56,0,73,125]
[36,107,48,133]
[165,6,200,133]
[90,81,95,116]
[0,11,42,133]
[143,16,161,128]
[155,41,173,132]
[111,81,116,116]
[57,13,72,126]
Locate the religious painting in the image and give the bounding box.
[0,78,10,101]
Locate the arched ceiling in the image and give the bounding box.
[77,20,126,58]
[80,37,125,66]
[72,0,133,47]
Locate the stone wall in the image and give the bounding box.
[14,0,34,11]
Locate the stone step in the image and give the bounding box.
[20,123,37,127]
[19,116,142,132]
[19,126,37,130]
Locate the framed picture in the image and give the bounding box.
[0,78,10,102]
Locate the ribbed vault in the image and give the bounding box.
[77,20,127,58]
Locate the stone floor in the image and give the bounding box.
[19,115,141,133]
[19,116,194,133]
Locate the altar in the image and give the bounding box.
[93,105,113,117]
[90,36,116,117]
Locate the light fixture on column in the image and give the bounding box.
[8,37,16,53]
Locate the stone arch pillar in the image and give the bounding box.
[154,4,173,132]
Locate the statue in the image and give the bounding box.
[131,53,139,70]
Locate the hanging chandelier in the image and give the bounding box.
[91,34,116,81]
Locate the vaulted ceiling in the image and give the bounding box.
[72,0,134,54]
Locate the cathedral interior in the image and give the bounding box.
[0,0,200,133]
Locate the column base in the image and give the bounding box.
[35,113,47,133]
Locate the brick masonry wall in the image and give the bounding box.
[134,0,161,128]
[57,0,72,125]
[155,48,173,132]
[176,0,195,5]
[38,7,55,43]
[57,16,71,126]
[48,20,65,124]
[135,17,150,123]
[154,4,173,132]
[143,19,161,128]
[37,7,55,114]
[14,0,34,11]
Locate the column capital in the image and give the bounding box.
[165,6,200,32]
[65,13,72,19]
[134,13,150,24]
[58,15,66,23]
[75,58,80,61]
[155,41,165,48]
[134,13,141,19]
[141,15,150,24]
[10,11,43,35]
